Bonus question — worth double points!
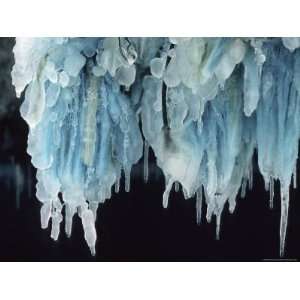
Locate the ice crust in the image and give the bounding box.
[12,37,300,256]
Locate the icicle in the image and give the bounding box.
[216,213,221,240]
[143,140,149,183]
[82,70,98,166]
[65,203,76,237]
[162,178,174,208]
[40,202,51,229]
[50,210,63,241]
[124,167,131,193]
[89,202,99,221]
[264,179,269,192]
[293,164,297,189]
[183,188,189,200]
[81,207,97,256]
[206,203,214,223]
[106,186,112,201]
[269,177,274,209]
[228,195,236,214]
[114,177,120,193]
[114,167,121,193]
[50,201,63,241]
[240,178,247,199]
[174,182,180,192]
[279,187,290,257]
[248,162,253,190]
[196,187,203,224]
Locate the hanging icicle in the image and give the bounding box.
[11,37,300,257]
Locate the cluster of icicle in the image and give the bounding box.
[11,37,300,256]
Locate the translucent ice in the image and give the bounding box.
[12,37,300,256]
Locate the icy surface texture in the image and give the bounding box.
[12,37,300,256]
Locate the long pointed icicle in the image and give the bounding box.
[293,164,297,189]
[216,213,221,241]
[124,167,131,193]
[280,187,290,257]
[196,187,203,225]
[143,140,149,183]
[162,178,174,208]
[241,178,247,199]
[269,177,274,209]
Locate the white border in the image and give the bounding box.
[1,0,300,36]
[0,1,299,299]
[0,262,298,299]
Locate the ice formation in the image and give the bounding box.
[11,37,300,256]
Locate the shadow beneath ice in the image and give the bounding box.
[0,121,299,262]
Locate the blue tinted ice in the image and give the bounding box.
[12,37,300,256]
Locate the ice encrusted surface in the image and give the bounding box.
[12,37,300,256]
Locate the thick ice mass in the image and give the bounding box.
[12,37,300,256]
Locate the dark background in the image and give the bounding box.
[0,38,299,261]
